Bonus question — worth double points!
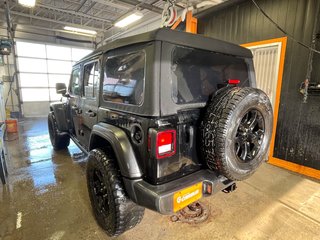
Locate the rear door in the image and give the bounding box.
[80,59,100,149]
[158,43,252,180]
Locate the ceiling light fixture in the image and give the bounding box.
[114,12,143,28]
[18,0,36,7]
[64,26,97,35]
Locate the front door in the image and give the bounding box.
[80,60,100,149]
[68,67,84,143]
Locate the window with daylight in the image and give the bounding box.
[70,68,81,96]
[16,41,92,102]
[83,61,100,98]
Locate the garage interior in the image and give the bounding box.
[0,0,320,239]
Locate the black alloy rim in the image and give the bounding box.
[92,169,110,217]
[235,109,265,162]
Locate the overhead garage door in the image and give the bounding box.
[16,41,92,117]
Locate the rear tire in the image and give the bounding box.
[200,87,273,181]
[86,148,144,236]
[48,112,70,150]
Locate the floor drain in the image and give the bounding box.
[170,201,209,224]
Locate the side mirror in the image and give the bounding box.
[56,83,67,96]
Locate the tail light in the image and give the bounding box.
[228,79,240,85]
[156,130,176,159]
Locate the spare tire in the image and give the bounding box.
[200,87,273,181]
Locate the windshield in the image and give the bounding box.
[171,46,249,104]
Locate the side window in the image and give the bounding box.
[83,61,100,98]
[103,51,145,105]
[70,68,80,95]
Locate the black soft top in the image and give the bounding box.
[81,28,252,62]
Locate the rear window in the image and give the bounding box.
[102,51,145,105]
[171,46,249,104]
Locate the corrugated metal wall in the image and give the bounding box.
[199,0,320,170]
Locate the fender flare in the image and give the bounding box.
[89,123,142,179]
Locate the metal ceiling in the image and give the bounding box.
[0,0,228,43]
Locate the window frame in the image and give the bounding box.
[69,66,81,96]
[98,42,159,117]
[102,50,146,106]
[82,59,100,99]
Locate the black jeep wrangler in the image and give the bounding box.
[48,29,273,236]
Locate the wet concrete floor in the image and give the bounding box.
[0,118,320,240]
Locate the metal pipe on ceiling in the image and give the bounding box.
[0,9,108,33]
[92,0,162,14]
[76,0,88,12]
[35,3,112,24]
[195,0,247,18]
[119,0,162,14]
[0,22,104,48]
[0,23,100,39]
[91,0,131,10]
[83,2,97,14]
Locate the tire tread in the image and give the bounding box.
[201,87,271,180]
[87,149,144,236]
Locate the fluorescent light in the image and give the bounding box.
[115,12,143,28]
[64,26,97,35]
[18,0,36,7]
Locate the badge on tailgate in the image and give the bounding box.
[173,182,203,212]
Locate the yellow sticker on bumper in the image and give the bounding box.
[173,182,203,212]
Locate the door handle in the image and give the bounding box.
[85,110,96,118]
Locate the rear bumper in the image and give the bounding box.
[123,170,234,215]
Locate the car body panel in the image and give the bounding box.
[49,29,258,214]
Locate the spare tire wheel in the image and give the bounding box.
[200,87,273,181]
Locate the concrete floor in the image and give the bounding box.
[1,118,320,240]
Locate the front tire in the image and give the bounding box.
[48,112,70,150]
[86,149,144,236]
